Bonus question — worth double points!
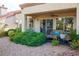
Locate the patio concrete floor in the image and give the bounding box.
[0,37,79,56]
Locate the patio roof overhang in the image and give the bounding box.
[20,3,45,9]
[25,8,76,18]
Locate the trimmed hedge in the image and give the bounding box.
[9,30,46,46]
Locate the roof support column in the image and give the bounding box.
[34,19,40,32]
[76,6,79,34]
[21,14,26,32]
[53,18,56,30]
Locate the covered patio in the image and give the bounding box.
[23,8,76,35]
[20,3,79,34]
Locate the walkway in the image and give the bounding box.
[0,37,79,56]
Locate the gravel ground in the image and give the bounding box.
[0,37,79,56]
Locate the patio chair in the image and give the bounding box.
[51,31,61,40]
[59,32,70,45]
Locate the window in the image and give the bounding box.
[64,17,73,31]
[56,18,64,30]
[56,17,74,32]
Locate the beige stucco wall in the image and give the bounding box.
[22,3,78,14]
[21,14,27,31]
[33,19,40,32]
[0,17,6,23]
[0,8,7,16]
[73,17,76,30]
[76,5,79,34]
[53,18,56,30]
[21,3,79,33]
[0,13,22,31]
[15,14,22,24]
[6,16,16,25]
[0,17,6,24]
[0,17,6,29]
[26,16,31,29]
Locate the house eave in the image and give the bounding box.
[19,3,45,9]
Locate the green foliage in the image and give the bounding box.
[11,32,24,43]
[52,40,59,46]
[26,32,46,46]
[70,40,79,49]
[8,31,16,37]
[8,29,16,37]
[69,29,79,49]
[0,28,21,38]
[69,30,78,40]
[8,28,21,37]
[9,30,46,46]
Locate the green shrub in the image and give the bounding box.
[70,40,79,49]
[8,29,16,37]
[69,29,79,49]
[11,32,24,43]
[0,28,20,37]
[26,32,46,46]
[52,40,59,46]
[9,30,46,46]
[8,31,16,37]
[69,29,79,40]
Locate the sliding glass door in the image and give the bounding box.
[40,19,53,35]
[40,17,74,34]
